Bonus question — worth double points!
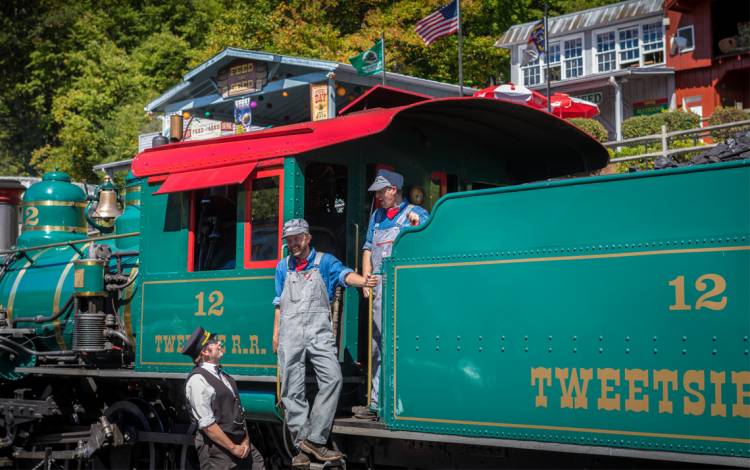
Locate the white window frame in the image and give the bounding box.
[519,45,542,86]
[676,25,695,53]
[618,25,641,65]
[594,30,617,73]
[563,37,584,79]
[641,20,665,65]
[592,19,666,73]
[547,41,562,81]
[516,33,584,85]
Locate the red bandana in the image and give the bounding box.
[295,257,308,272]
[385,207,400,220]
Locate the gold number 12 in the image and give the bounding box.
[194,290,225,316]
[669,274,727,311]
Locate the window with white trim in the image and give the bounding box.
[642,21,664,65]
[564,38,583,78]
[548,42,561,81]
[521,51,541,86]
[596,31,616,72]
[618,26,640,65]
[676,25,695,52]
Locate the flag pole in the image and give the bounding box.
[381,32,386,86]
[544,3,551,113]
[457,0,464,97]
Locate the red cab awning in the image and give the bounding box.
[153,162,257,194]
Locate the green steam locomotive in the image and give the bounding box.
[0,97,747,468]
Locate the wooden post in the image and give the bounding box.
[661,125,668,159]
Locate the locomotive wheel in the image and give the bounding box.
[90,400,157,470]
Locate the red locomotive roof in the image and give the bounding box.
[132,97,609,193]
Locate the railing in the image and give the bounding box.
[603,119,750,163]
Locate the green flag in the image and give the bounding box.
[349,39,384,77]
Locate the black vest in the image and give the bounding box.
[187,365,246,443]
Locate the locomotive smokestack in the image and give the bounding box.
[0,180,24,250]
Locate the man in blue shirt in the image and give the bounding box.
[273,219,375,467]
[356,169,429,420]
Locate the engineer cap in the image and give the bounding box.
[282,218,310,238]
[181,326,218,361]
[368,169,403,191]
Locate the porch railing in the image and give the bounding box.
[603,119,750,163]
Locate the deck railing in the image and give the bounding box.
[603,119,750,163]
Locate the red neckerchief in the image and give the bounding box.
[385,207,400,220]
[294,257,308,272]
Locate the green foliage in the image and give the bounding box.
[0,0,623,180]
[621,110,699,139]
[566,118,608,143]
[707,107,750,142]
[615,110,703,173]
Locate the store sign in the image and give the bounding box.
[633,98,668,116]
[184,118,235,141]
[217,60,268,98]
[575,92,602,104]
[310,83,329,121]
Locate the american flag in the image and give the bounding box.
[416,1,459,46]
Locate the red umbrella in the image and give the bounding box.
[473,83,547,108]
[474,84,599,119]
[549,93,600,119]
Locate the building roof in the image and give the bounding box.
[145,47,471,122]
[495,0,663,48]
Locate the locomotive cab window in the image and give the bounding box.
[244,169,283,269]
[190,185,237,271]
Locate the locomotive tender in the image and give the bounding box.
[0,96,747,468]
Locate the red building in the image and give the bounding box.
[665,0,750,119]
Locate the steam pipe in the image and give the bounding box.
[12,295,74,326]
[104,328,132,348]
[0,336,77,357]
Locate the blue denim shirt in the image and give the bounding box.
[273,248,353,306]
[362,201,430,251]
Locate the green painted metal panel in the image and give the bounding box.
[382,161,750,458]
[284,157,304,221]
[115,171,143,249]
[140,183,189,275]
[137,273,277,376]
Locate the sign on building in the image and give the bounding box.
[575,92,603,104]
[217,60,268,98]
[310,83,329,121]
[183,118,235,141]
[633,98,668,116]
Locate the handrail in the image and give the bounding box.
[0,232,140,256]
[603,119,750,164]
[603,119,750,148]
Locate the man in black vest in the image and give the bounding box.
[183,326,266,470]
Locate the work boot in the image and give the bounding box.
[353,406,377,420]
[299,439,343,462]
[292,452,310,468]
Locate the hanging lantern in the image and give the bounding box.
[250,101,258,109]
[336,86,346,97]
[282,91,289,97]
[182,111,191,120]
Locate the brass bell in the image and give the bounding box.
[91,176,122,228]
